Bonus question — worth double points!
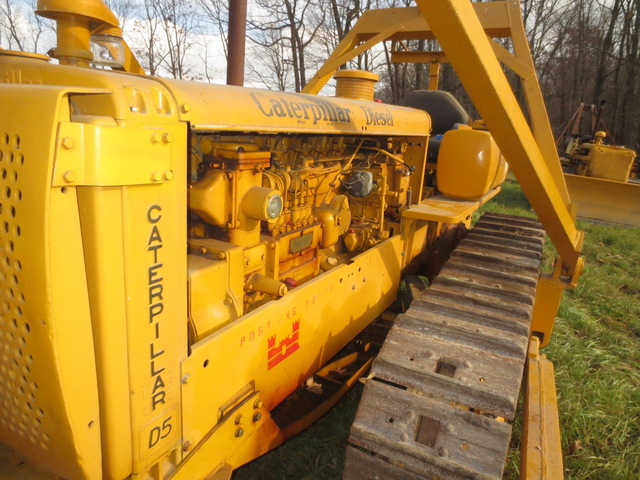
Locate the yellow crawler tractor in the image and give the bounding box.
[0,1,582,479]
[558,104,640,227]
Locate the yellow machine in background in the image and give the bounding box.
[0,1,581,480]
[561,132,640,227]
[558,103,640,227]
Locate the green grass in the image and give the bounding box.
[234,178,640,480]
[484,178,640,479]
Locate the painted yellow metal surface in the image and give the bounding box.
[54,120,176,187]
[305,0,582,280]
[36,0,144,73]
[414,0,581,275]
[521,337,564,480]
[158,78,431,137]
[402,188,500,225]
[180,235,405,451]
[531,275,565,348]
[303,4,514,95]
[436,128,506,200]
[564,174,640,227]
[0,86,102,479]
[0,2,579,479]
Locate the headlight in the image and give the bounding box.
[90,33,125,68]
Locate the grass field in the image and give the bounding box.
[234,178,640,480]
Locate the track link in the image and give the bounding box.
[343,212,545,480]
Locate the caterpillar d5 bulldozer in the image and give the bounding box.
[0,1,583,479]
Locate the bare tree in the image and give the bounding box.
[0,0,49,53]
[198,0,229,59]
[133,0,166,76]
[155,0,197,79]
[249,0,326,91]
[105,0,137,33]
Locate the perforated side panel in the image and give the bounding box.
[589,146,635,182]
[0,132,51,451]
[0,86,101,480]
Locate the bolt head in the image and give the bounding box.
[180,103,191,113]
[151,171,162,182]
[235,427,244,438]
[163,170,174,181]
[253,412,262,422]
[63,170,77,183]
[162,132,174,144]
[62,137,75,149]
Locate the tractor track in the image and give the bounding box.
[343,212,545,480]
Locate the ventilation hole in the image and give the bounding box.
[388,418,394,423]
[10,206,15,218]
[17,190,21,201]
[24,322,30,333]
[37,408,44,417]
[14,135,20,148]
[60,187,68,194]
[9,152,13,163]
[203,359,209,368]
[12,318,17,329]
[15,226,21,238]
[1,169,6,180]
[3,222,9,233]
[5,187,10,199]
[3,133,8,145]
